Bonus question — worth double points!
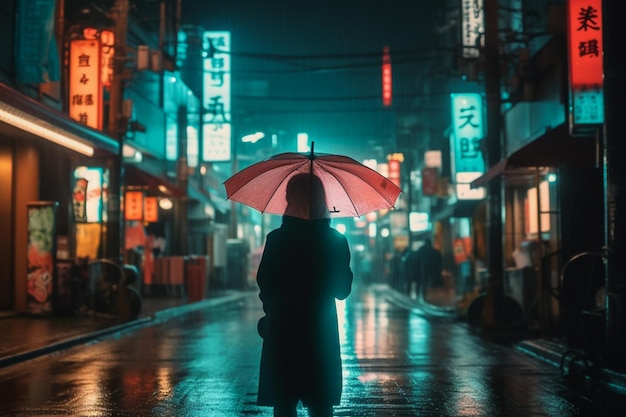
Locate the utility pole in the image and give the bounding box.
[481,0,505,332]
[106,0,129,263]
[602,0,626,370]
[229,131,238,239]
[173,105,189,256]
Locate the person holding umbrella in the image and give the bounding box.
[255,173,353,417]
[224,143,401,415]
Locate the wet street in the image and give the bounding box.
[0,284,624,416]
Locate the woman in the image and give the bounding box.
[256,173,353,417]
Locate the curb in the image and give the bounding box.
[517,339,626,395]
[0,292,250,369]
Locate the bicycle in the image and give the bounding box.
[81,258,143,319]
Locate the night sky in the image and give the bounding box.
[181,0,451,162]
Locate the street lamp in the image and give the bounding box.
[241,132,265,143]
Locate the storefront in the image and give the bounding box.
[0,82,120,313]
[470,122,600,334]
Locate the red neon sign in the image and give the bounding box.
[568,0,603,89]
[382,46,392,107]
[567,0,604,128]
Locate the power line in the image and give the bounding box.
[234,91,451,102]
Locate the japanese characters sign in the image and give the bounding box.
[450,93,485,175]
[203,31,231,162]
[82,27,114,88]
[450,93,485,200]
[567,0,604,132]
[143,197,158,223]
[124,191,144,221]
[69,39,102,130]
[100,30,115,87]
[461,0,484,59]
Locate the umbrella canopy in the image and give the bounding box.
[223,144,402,219]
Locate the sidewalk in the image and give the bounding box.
[0,290,252,369]
[382,285,626,396]
[1,286,625,398]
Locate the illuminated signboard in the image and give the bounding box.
[100,30,114,87]
[450,93,485,200]
[450,93,485,175]
[82,28,114,88]
[69,39,102,130]
[143,197,158,223]
[461,0,484,59]
[73,167,104,223]
[422,167,438,196]
[567,0,604,133]
[202,31,231,162]
[409,212,430,233]
[125,191,144,221]
[165,116,178,161]
[382,46,392,107]
[388,158,400,187]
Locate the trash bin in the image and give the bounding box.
[168,256,187,297]
[187,255,209,302]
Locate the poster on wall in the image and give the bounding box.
[73,166,104,223]
[72,178,88,222]
[26,201,58,315]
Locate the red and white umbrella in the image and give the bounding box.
[223,143,402,220]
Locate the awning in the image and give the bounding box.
[471,123,597,188]
[124,164,185,197]
[188,183,231,214]
[0,82,119,156]
[432,200,479,222]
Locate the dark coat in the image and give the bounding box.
[256,216,353,407]
[410,240,443,288]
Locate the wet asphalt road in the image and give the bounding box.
[0,284,624,416]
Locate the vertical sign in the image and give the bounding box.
[143,197,159,223]
[450,93,486,200]
[382,46,392,107]
[125,191,144,221]
[15,0,60,83]
[422,167,438,196]
[461,0,485,58]
[202,31,232,162]
[69,39,102,129]
[83,27,114,88]
[388,158,400,187]
[100,30,115,87]
[567,0,604,134]
[450,93,485,175]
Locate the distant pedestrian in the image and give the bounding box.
[407,238,443,297]
[256,173,354,417]
[389,247,408,291]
